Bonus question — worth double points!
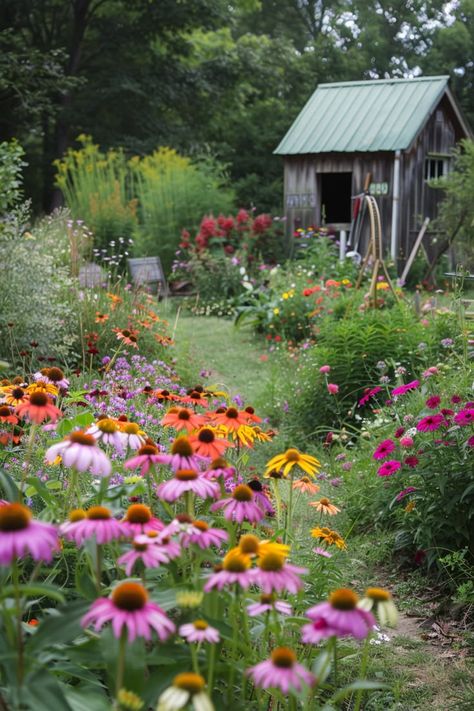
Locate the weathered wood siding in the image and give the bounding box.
[281,95,466,269]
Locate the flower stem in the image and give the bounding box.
[353,633,371,711]
[114,628,127,703]
[95,543,103,592]
[285,474,294,543]
[190,643,200,674]
[207,642,216,694]
[12,560,24,689]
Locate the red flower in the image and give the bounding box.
[236,208,249,225]
[404,456,419,468]
[426,395,441,409]
[252,214,272,234]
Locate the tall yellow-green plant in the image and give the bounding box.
[55,135,138,250]
[130,147,234,270]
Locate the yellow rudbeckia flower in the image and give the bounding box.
[264,448,320,478]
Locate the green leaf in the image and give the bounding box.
[330,679,387,703]
[64,689,110,711]
[312,650,332,684]
[27,601,89,653]
[0,469,19,500]
[22,670,73,711]
[0,583,65,603]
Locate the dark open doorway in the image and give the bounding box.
[320,172,352,224]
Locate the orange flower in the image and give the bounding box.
[95,312,109,323]
[106,293,123,309]
[180,390,209,408]
[161,408,206,433]
[292,476,320,495]
[309,497,341,516]
[153,389,181,403]
[112,328,139,348]
[188,427,232,459]
[16,392,62,424]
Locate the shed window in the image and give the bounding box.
[320,172,352,223]
[424,156,451,181]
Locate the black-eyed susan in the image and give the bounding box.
[264,448,320,478]
[311,526,346,550]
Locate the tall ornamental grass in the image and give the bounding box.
[54,135,138,251]
[130,148,234,271]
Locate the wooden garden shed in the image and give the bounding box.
[274,76,472,267]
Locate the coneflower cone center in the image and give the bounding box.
[177,409,191,421]
[193,520,209,532]
[285,448,301,462]
[97,418,118,433]
[232,484,253,502]
[86,506,111,520]
[271,647,296,668]
[12,388,25,399]
[198,428,215,444]
[176,469,198,481]
[123,423,140,434]
[225,407,238,418]
[210,457,228,470]
[173,672,205,694]
[133,542,148,552]
[223,555,248,573]
[366,587,391,601]
[319,498,330,506]
[259,552,284,572]
[112,582,148,611]
[239,534,260,554]
[138,444,158,456]
[0,503,31,531]
[329,588,359,610]
[48,367,64,382]
[247,479,263,492]
[29,392,49,406]
[171,437,193,456]
[126,504,152,523]
[193,619,208,630]
[260,593,275,604]
[69,431,96,446]
[68,508,86,522]
[0,406,12,417]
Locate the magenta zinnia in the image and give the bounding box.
[417,413,444,432]
[454,409,474,426]
[81,581,175,642]
[377,460,401,477]
[372,439,395,460]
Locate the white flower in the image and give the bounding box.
[157,673,213,711]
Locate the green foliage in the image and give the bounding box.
[0,139,27,215]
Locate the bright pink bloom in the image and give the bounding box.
[252,558,307,594]
[118,537,170,576]
[377,460,401,477]
[319,365,331,374]
[426,395,441,409]
[156,471,220,502]
[399,436,414,448]
[210,485,265,523]
[451,394,462,404]
[373,439,395,460]
[204,565,254,592]
[327,383,339,395]
[404,456,419,468]
[303,590,375,642]
[395,487,417,501]
[179,620,220,644]
[358,386,382,407]
[124,444,163,476]
[392,380,419,396]
[422,367,438,378]
[454,409,474,426]
[81,582,175,642]
[247,597,292,617]
[394,427,405,438]
[180,520,228,550]
[154,451,204,472]
[247,648,315,694]
[121,504,164,537]
[45,431,111,477]
[467,436,474,447]
[417,414,444,432]
[0,504,59,565]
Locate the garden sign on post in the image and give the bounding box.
[128,256,168,298]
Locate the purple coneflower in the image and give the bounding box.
[252,553,307,594]
[117,536,170,576]
[86,418,124,453]
[121,504,164,537]
[179,620,220,644]
[60,506,125,545]
[210,484,265,523]
[118,421,146,450]
[156,470,220,503]
[204,552,254,591]
[247,647,315,694]
[124,443,163,476]
[247,593,292,617]
[313,547,332,558]
[0,503,59,565]
[81,581,175,642]
[45,431,111,477]
[180,520,228,550]
[201,456,235,481]
[155,435,205,472]
[246,479,274,515]
[302,588,375,643]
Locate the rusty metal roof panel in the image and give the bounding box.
[274,76,450,154]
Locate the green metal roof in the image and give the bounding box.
[274,76,450,154]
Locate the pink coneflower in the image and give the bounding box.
[155,436,204,472]
[179,620,220,644]
[118,421,147,451]
[400,436,414,448]
[0,503,59,565]
[253,553,307,594]
[81,581,175,642]
[319,365,331,373]
[247,593,292,617]
[247,479,274,515]
[124,443,162,476]
[117,536,170,576]
[377,460,401,477]
[454,409,474,426]
[156,470,220,502]
[373,439,396,460]
[426,395,441,410]
[180,520,228,550]
[16,392,62,424]
[417,414,444,432]
[392,380,419,396]
[302,588,375,643]
[327,383,339,395]
[313,547,332,558]
[45,431,111,477]
[210,484,265,523]
[395,487,417,501]
[404,456,419,468]
[121,504,164,537]
[204,552,254,591]
[154,531,181,560]
[188,427,232,459]
[201,457,235,481]
[86,418,124,452]
[358,386,382,407]
[247,647,315,694]
[60,506,125,545]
